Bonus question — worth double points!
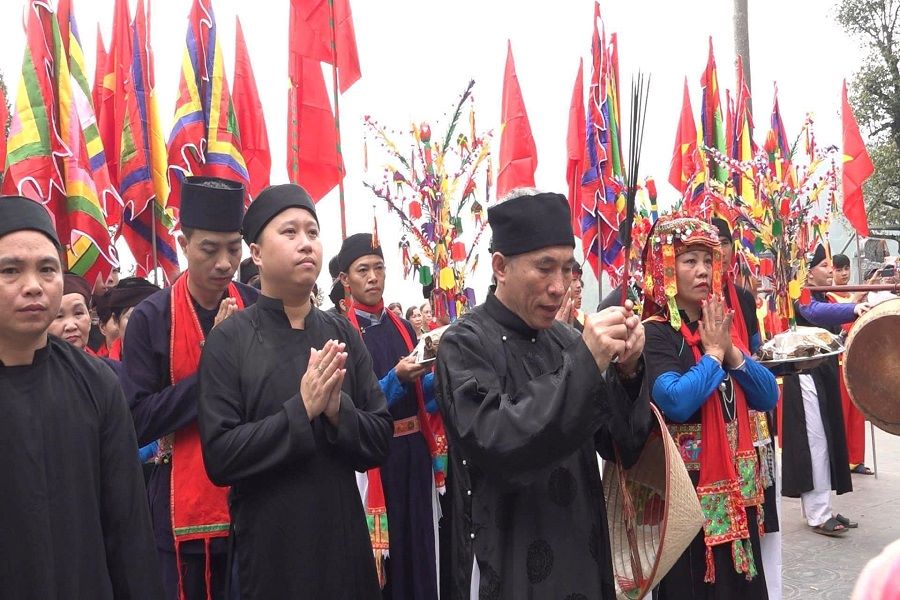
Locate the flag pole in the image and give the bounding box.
[328,0,347,240]
[854,231,877,477]
[150,203,159,286]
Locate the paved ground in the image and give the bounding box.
[781,426,900,599]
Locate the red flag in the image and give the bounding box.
[233,17,271,199]
[841,80,874,237]
[668,78,698,193]
[497,41,537,199]
[565,59,585,236]
[290,0,361,93]
[0,79,8,175]
[287,57,342,202]
[91,24,107,117]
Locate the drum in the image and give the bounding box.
[843,297,900,435]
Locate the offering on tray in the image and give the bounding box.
[412,325,449,364]
[755,326,844,364]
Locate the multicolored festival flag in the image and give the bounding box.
[168,0,249,212]
[3,1,116,282]
[700,38,727,184]
[731,56,757,209]
[122,0,179,281]
[578,2,625,281]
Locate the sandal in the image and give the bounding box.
[851,464,875,475]
[835,514,858,529]
[812,517,848,537]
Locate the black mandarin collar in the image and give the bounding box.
[484,293,540,339]
[256,294,319,329]
[0,336,53,370]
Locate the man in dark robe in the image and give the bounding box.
[338,232,441,600]
[197,184,392,598]
[435,189,651,599]
[123,177,257,599]
[0,195,162,598]
[782,244,869,536]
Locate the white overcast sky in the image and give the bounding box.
[0,0,864,307]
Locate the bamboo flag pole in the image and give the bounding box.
[328,0,348,240]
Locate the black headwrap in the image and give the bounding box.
[0,196,61,248]
[63,273,92,306]
[487,191,574,256]
[338,233,384,273]
[104,277,160,319]
[179,176,246,232]
[329,279,345,309]
[711,217,733,243]
[239,257,259,285]
[328,255,340,280]
[242,184,318,245]
[808,243,829,269]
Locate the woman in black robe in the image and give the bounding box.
[641,216,778,600]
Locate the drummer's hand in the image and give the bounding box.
[699,295,733,363]
[854,302,872,317]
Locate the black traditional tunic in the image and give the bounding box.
[197,295,393,599]
[354,307,438,600]
[435,293,651,599]
[780,295,852,498]
[0,337,162,598]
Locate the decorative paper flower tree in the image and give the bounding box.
[363,80,493,322]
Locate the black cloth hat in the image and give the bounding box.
[0,195,61,248]
[338,233,384,273]
[239,257,259,285]
[242,184,318,245]
[328,255,340,280]
[711,217,733,243]
[106,277,160,317]
[487,192,574,256]
[179,176,246,232]
[832,253,851,269]
[808,243,829,269]
[329,279,345,308]
[63,273,92,306]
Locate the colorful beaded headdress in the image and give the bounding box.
[641,215,722,329]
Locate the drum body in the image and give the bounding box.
[843,297,900,435]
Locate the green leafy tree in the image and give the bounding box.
[836,0,900,242]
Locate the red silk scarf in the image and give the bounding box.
[169,274,244,600]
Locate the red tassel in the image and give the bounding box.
[704,545,716,583]
[205,538,213,600]
[409,201,422,220]
[175,542,187,600]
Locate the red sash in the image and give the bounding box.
[678,323,764,583]
[724,278,750,350]
[168,275,244,599]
